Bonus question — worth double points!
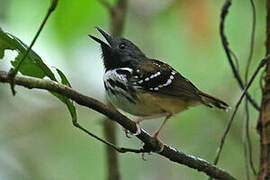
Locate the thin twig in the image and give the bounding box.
[244,99,257,175]
[244,0,256,82]
[213,55,270,166]
[229,49,240,71]
[243,141,250,180]
[242,0,257,175]
[72,119,145,154]
[7,0,58,95]
[220,0,260,111]
[0,71,236,180]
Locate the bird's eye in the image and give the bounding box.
[119,43,125,49]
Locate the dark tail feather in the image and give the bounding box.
[199,92,229,110]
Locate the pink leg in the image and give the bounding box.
[153,114,172,149]
[124,113,168,137]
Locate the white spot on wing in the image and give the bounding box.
[120,67,133,72]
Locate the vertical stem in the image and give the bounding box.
[104,119,121,180]
[257,0,270,179]
[109,0,128,36]
[103,1,128,180]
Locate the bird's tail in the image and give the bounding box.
[199,91,229,110]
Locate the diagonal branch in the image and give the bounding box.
[213,55,270,166]
[0,71,236,180]
[72,117,145,154]
[220,0,260,111]
[243,0,257,175]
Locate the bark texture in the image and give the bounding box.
[257,0,270,179]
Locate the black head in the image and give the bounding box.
[89,27,145,70]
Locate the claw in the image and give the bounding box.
[124,129,131,138]
[133,123,141,136]
[141,151,152,161]
[153,133,164,152]
[123,123,141,137]
[141,152,146,161]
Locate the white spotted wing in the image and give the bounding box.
[130,59,202,102]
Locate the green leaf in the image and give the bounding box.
[0,28,15,59]
[51,92,77,121]
[11,53,45,78]
[54,68,77,121]
[0,28,56,80]
[0,28,77,122]
[56,68,72,87]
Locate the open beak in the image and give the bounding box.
[89,27,114,48]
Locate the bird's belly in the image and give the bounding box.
[106,91,164,116]
[136,92,198,114]
[106,91,200,117]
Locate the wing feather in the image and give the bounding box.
[129,58,202,102]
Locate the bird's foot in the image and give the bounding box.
[123,122,141,137]
[153,133,164,152]
[133,123,141,136]
[124,128,131,138]
[141,152,151,161]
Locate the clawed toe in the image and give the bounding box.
[153,134,164,152]
[123,123,141,137]
[124,129,131,138]
[141,152,151,161]
[133,123,141,136]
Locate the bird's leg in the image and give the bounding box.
[123,113,167,137]
[124,129,131,138]
[124,117,143,137]
[133,113,168,136]
[153,114,172,150]
[140,114,172,159]
[124,117,144,138]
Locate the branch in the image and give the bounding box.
[0,71,236,180]
[257,0,270,178]
[243,0,257,175]
[72,118,145,154]
[220,0,260,111]
[7,0,58,95]
[213,55,270,166]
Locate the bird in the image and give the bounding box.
[89,27,229,148]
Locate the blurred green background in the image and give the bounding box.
[0,0,266,179]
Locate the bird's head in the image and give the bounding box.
[89,27,145,70]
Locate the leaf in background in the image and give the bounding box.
[0,27,77,122]
[54,68,77,121]
[51,92,77,121]
[56,68,72,87]
[0,28,16,59]
[10,53,45,78]
[0,28,56,80]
